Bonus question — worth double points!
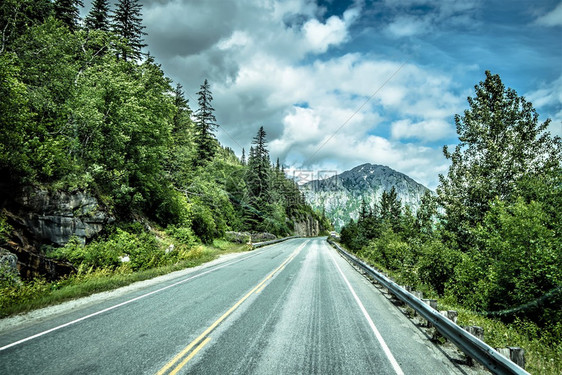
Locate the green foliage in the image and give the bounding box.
[189,204,218,244]
[450,198,562,324]
[438,71,561,250]
[1,5,324,282]
[417,239,461,296]
[0,212,12,243]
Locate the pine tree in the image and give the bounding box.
[85,0,110,31]
[241,148,246,165]
[437,71,561,249]
[172,83,191,135]
[246,126,271,201]
[193,79,218,165]
[380,187,402,230]
[112,0,147,60]
[54,0,83,31]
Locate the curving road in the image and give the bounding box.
[0,238,463,374]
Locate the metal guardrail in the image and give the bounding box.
[252,236,298,249]
[328,239,530,375]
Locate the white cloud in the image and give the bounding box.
[535,2,562,27]
[303,16,347,52]
[391,119,453,141]
[526,74,562,137]
[382,0,481,37]
[386,16,433,38]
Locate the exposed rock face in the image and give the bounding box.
[300,163,430,230]
[293,216,320,237]
[1,186,113,279]
[13,187,114,246]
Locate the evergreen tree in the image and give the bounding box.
[193,79,218,165]
[415,190,437,237]
[172,83,191,135]
[85,0,110,31]
[112,0,146,60]
[246,126,271,201]
[241,148,246,165]
[380,188,401,222]
[437,71,561,249]
[54,0,83,31]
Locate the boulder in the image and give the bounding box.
[251,232,277,242]
[225,231,251,244]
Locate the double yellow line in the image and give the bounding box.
[156,241,307,375]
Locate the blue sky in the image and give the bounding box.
[84,0,562,189]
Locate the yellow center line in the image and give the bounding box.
[156,241,308,375]
[169,337,212,375]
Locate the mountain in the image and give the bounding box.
[299,163,430,230]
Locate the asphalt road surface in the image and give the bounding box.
[0,238,463,374]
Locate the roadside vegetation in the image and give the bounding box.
[339,71,561,374]
[0,228,250,318]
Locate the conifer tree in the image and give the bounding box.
[112,0,146,60]
[241,148,246,165]
[192,79,218,165]
[172,83,191,135]
[246,126,271,201]
[85,0,110,31]
[54,0,83,31]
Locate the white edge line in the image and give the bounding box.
[0,249,268,352]
[327,247,405,375]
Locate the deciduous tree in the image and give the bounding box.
[437,70,561,249]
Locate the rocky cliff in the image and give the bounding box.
[300,163,430,230]
[1,186,114,280]
[293,216,320,237]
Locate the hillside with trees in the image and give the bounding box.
[0,0,329,296]
[339,71,561,373]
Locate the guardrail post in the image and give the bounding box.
[422,299,438,310]
[420,299,437,327]
[497,347,525,369]
[464,326,484,366]
[440,310,458,324]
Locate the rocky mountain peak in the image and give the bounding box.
[300,163,430,230]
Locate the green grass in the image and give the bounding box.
[446,304,562,375]
[0,241,250,318]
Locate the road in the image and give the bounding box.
[0,238,463,374]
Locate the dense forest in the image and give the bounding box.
[340,71,561,344]
[0,0,329,286]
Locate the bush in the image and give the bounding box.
[190,204,218,244]
[448,198,561,325]
[49,229,164,271]
[166,225,198,246]
[417,240,462,296]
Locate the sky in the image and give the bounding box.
[84,0,561,189]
